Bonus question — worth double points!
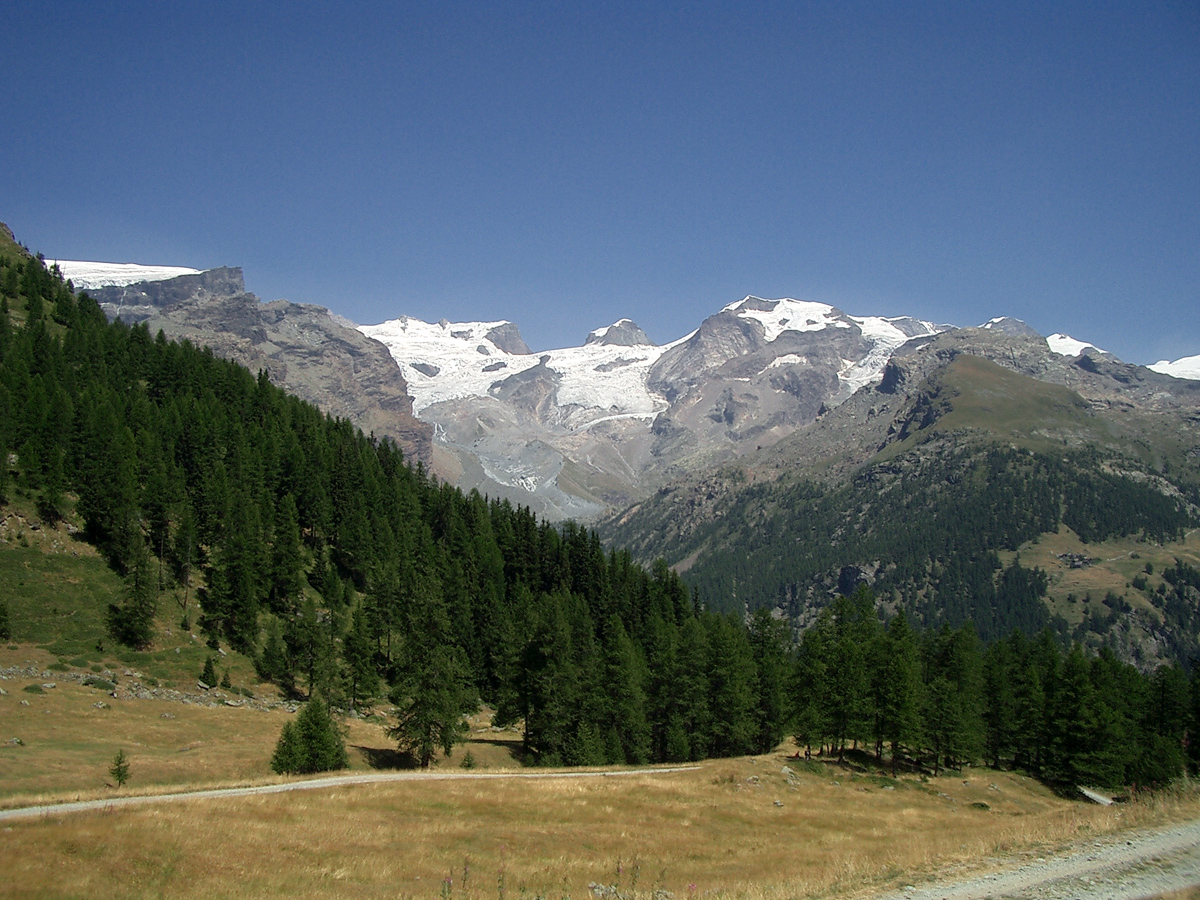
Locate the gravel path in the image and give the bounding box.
[872,819,1200,900]
[0,766,701,824]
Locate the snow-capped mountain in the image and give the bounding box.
[48,250,1200,520]
[361,297,948,519]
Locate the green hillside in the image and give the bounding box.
[604,355,1200,666]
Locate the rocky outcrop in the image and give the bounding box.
[96,270,433,466]
[585,319,654,347]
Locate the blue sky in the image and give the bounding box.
[3,2,1198,362]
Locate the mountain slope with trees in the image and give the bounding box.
[604,349,1200,668]
[0,230,784,767]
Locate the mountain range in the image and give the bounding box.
[47,254,1199,525]
[21,239,1200,668]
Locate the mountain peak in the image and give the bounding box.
[980,316,1041,338]
[585,318,654,347]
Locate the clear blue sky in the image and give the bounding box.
[4,2,1198,362]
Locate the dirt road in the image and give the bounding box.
[872,819,1200,900]
[0,766,700,824]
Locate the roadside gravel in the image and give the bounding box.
[872,819,1200,900]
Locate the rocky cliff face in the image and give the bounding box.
[90,269,433,466]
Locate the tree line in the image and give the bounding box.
[792,587,1200,787]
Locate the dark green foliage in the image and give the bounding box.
[109,748,130,787]
[388,579,477,767]
[105,540,157,649]
[270,696,348,775]
[875,608,924,774]
[200,656,217,687]
[610,446,1193,649]
[342,603,378,709]
[0,599,10,641]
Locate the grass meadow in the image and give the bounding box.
[3,663,1200,900]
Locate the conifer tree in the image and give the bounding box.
[748,607,791,754]
[270,697,348,774]
[106,538,158,649]
[876,609,924,774]
[343,603,379,710]
[388,576,476,768]
[109,749,130,788]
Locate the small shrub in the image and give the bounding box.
[23,684,44,694]
[48,662,69,672]
[220,670,232,690]
[200,656,217,686]
[460,750,477,769]
[83,676,117,692]
[69,657,89,668]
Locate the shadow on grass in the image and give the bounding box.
[353,746,420,770]
[468,737,535,767]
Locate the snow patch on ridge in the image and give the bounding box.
[1047,333,1106,357]
[723,297,851,342]
[1150,355,1200,381]
[46,260,202,289]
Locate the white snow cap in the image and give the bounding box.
[723,296,852,341]
[1046,333,1106,357]
[1149,354,1200,381]
[45,260,202,289]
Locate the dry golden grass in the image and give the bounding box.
[3,743,1199,900]
[0,660,527,811]
[999,525,1200,627]
[6,648,1200,899]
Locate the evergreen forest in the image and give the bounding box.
[2,245,1200,788]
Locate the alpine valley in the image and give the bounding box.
[30,238,1200,668]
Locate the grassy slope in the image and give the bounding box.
[1000,526,1200,628]
[1,734,1197,899]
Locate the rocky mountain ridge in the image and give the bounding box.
[53,261,432,466]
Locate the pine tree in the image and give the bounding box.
[270,697,348,774]
[201,655,218,687]
[388,577,476,768]
[876,609,924,775]
[106,539,158,649]
[109,749,130,788]
[343,603,379,710]
[258,615,294,694]
[748,607,791,754]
